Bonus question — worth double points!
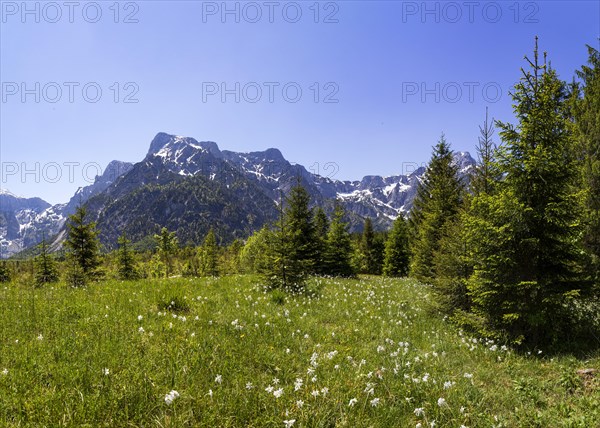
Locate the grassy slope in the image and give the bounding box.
[0,276,598,427]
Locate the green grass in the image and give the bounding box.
[0,276,598,427]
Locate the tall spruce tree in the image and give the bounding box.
[263,192,307,291]
[286,180,316,273]
[383,216,410,277]
[574,45,600,284]
[433,109,500,316]
[65,205,101,284]
[323,202,354,277]
[35,237,59,285]
[117,234,138,280]
[360,217,379,274]
[313,206,330,275]
[409,134,463,280]
[468,38,583,345]
[471,107,501,196]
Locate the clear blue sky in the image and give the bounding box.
[1,0,599,204]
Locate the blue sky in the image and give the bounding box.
[1,0,599,204]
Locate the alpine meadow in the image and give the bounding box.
[1,2,600,428]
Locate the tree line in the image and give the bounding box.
[409,40,600,349]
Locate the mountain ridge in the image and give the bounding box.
[1,132,476,257]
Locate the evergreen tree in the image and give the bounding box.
[433,214,471,315]
[201,228,219,277]
[468,38,583,345]
[65,205,101,285]
[117,234,138,280]
[383,216,410,277]
[313,206,330,275]
[154,227,178,277]
[574,45,600,284]
[409,134,463,280]
[0,262,11,283]
[471,107,501,196]
[286,180,316,273]
[263,192,307,291]
[323,202,354,277]
[361,217,379,274]
[34,237,59,285]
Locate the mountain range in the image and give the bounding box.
[0,132,476,258]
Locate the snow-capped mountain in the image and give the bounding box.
[1,132,476,257]
[1,160,133,258]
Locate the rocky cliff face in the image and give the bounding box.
[1,132,476,257]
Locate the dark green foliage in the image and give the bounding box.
[323,202,355,277]
[117,234,139,280]
[313,207,330,275]
[433,214,471,315]
[286,181,317,274]
[91,165,278,250]
[263,193,308,292]
[409,134,463,281]
[154,227,178,278]
[65,205,101,285]
[34,238,59,286]
[574,45,600,284]
[360,218,379,274]
[0,262,11,283]
[383,216,410,277]
[467,39,584,346]
[200,228,219,277]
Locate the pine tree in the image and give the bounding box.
[286,180,316,273]
[201,228,219,277]
[154,227,178,278]
[313,206,330,275]
[409,134,463,280]
[468,38,583,345]
[263,192,307,291]
[361,217,379,274]
[383,216,410,277]
[117,234,138,280]
[471,107,501,196]
[433,213,471,315]
[574,45,600,284]
[34,237,59,285]
[323,202,354,277]
[65,205,101,285]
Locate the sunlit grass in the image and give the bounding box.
[0,276,598,427]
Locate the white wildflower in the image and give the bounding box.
[164,390,180,405]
